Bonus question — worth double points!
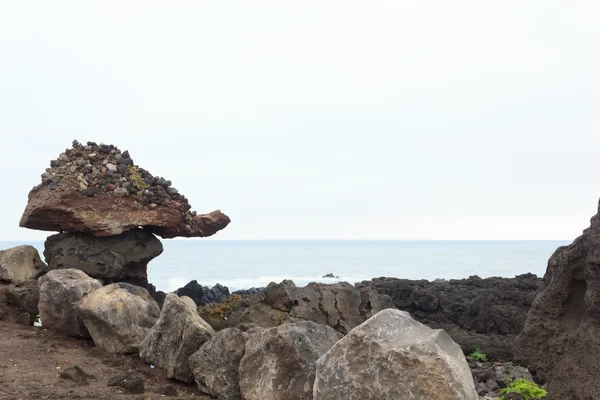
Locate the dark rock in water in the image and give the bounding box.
[264,280,394,334]
[107,374,144,394]
[43,228,162,285]
[59,366,91,386]
[515,199,600,400]
[322,273,339,279]
[6,280,39,315]
[357,273,542,361]
[175,280,230,307]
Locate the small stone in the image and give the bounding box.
[41,173,50,181]
[48,180,59,190]
[107,374,144,394]
[50,160,58,168]
[155,384,177,396]
[102,159,109,165]
[122,150,130,159]
[106,163,117,172]
[149,203,157,208]
[84,188,96,197]
[118,165,130,176]
[113,187,129,197]
[59,153,69,162]
[106,184,116,191]
[69,166,78,173]
[79,182,88,190]
[88,153,96,159]
[122,182,131,189]
[167,187,178,195]
[59,366,90,386]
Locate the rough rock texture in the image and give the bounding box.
[6,280,40,315]
[38,269,102,337]
[79,283,160,353]
[139,293,214,382]
[189,328,247,399]
[239,321,340,400]
[264,280,394,334]
[234,302,295,328]
[515,200,600,399]
[107,374,145,394]
[467,358,533,398]
[20,140,231,238]
[43,229,162,285]
[357,274,542,360]
[0,245,47,283]
[313,309,478,400]
[175,280,230,306]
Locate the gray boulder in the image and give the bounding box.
[264,280,394,334]
[79,283,159,353]
[515,198,600,399]
[189,328,247,399]
[38,269,102,337]
[43,229,162,285]
[313,309,478,400]
[0,245,47,283]
[239,321,340,400]
[6,280,40,315]
[139,293,214,382]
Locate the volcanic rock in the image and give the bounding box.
[139,293,214,382]
[189,327,247,399]
[38,269,102,337]
[79,283,160,353]
[43,229,162,285]
[175,280,230,306]
[515,199,600,399]
[0,245,47,283]
[6,280,39,315]
[239,321,340,400]
[357,273,542,360]
[313,309,478,400]
[19,140,230,238]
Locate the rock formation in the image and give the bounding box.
[238,321,340,400]
[38,269,102,337]
[139,293,214,382]
[0,245,47,283]
[20,140,230,238]
[43,229,163,286]
[515,199,600,399]
[79,283,160,353]
[189,327,247,399]
[357,274,542,360]
[6,280,39,316]
[175,280,230,306]
[313,309,478,400]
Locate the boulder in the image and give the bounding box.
[515,199,600,399]
[139,293,214,382]
[264,280,394,334]
[79,283,159,353]
[6,280,39,315]
[175,280,230,306]
[313,309,478,400]
[239,321,340,400]
[19,141,230,239]
[357,273,542,360]
[38,269,102,337]
[0,245,47,283]
[189,328,247,399]
[43,229,162,285]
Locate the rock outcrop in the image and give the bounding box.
[38,269,102,337]
[19,140,230,238]
[0,245,47,283]
[139,293,214,382]
[239,321,340,400]
[79,283,160,353]
[357,274,542,360]
[515,200,600,399]
[175,280,230,306]
[6,280,39,315]
[313,309,478,400]
[263,280,394,334]
[189,327,247,399]
[43,229,163,285]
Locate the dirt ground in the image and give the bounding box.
[0,307,211,400]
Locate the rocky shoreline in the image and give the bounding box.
[4,140,598,399]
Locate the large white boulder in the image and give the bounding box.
[313,309,478,400]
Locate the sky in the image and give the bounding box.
[1,1,600,241]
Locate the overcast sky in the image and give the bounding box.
[1,1,599,241]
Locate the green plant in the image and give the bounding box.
[469,348,488,362]
[500,379,547,399]
[198,295,243,321]
[128,165,149,190]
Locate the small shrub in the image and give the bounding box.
[198,295,243,321]
[128,165,149,190]
[500,379,547,399]
[469,348,488,362]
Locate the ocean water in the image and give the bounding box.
[0,240,568,292]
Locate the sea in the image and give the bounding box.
[0,240,568,292]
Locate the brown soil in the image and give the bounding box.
[0,306,210,399]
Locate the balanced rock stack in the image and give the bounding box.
[19,140,230,289]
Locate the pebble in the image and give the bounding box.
[149,203,157,208]
[59,153,69,162]
[50,160,58,168]
[88,153,96,159]
[167,187,178,195]
[113,187,129,197]
[79,182,88,190]
[106,163,117,172]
